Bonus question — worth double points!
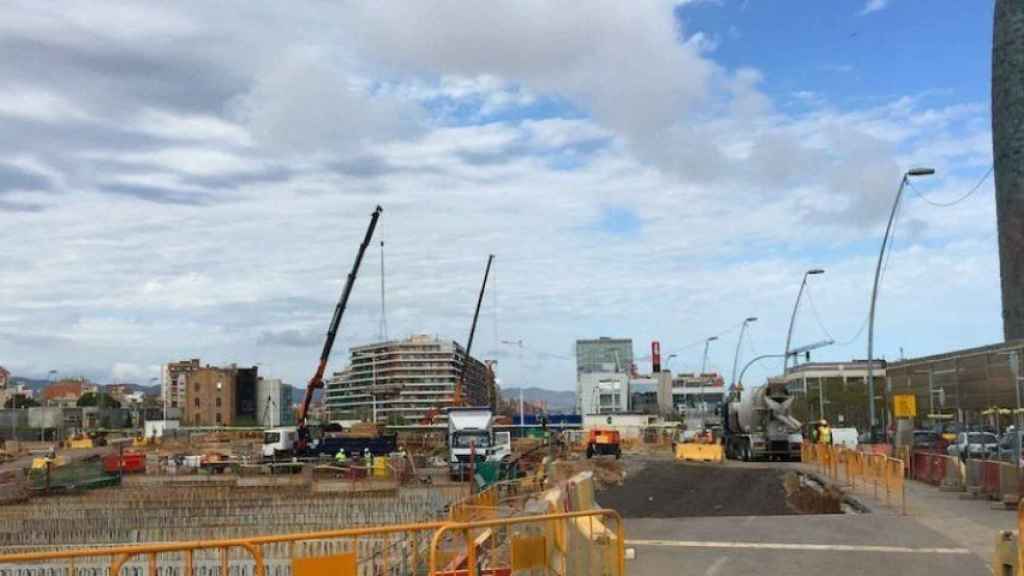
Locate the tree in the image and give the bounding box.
[4,395,39,409]
[77,392,121,409]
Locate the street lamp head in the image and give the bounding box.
[707,336,718,342]
[807,268,825,275]
[745,316,758,323]
[907,167,935,177]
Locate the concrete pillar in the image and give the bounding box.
[994,0,1024,341]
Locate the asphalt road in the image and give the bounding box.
[595,457,989,576]
[623,515,986,576]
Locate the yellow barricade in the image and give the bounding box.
[803,445,905,514]
[674,443,724,463]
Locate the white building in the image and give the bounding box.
[577,372,629,415]
[256,378,292,427]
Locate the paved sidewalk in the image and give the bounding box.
[800,461,1018,563]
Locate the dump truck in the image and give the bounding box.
[723,381,802,461]
[585,429,621,459]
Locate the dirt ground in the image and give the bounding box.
[595,456,838,518]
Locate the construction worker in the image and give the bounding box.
[398,446,407,460]
[363,447,373,467]
[817,420,832,445]
[335,448,347,465]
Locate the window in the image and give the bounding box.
[194,398,200,408]
[215,397,222,407]
[216,413,222,423]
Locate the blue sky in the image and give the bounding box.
[0,1,1005,393]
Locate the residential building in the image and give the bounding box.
[162,359,201,411]
[256,378,293,427]
[576,338,634,374]
[577,372,628,415]
[42,379,97,407]
[182,365,258,426]
[325,335,496,424]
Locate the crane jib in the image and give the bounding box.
[300,205,382,424]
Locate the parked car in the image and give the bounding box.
[912,430,941,452]
[997,430,1024,464]
[946,432,998,460]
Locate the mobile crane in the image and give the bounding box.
[295,205,382,453]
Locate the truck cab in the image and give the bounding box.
[262,426,298,459]
[447,408,510,480]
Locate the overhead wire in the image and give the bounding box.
[906,111,1024,208]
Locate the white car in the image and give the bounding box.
[946,432,997,460]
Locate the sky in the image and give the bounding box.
[0,1,1003,393]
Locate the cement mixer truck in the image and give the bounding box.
[723,381,802,461]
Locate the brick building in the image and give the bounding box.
[183,365,258,426]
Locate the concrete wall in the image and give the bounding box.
[994,0,1024,340]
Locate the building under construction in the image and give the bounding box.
[324,335,496,424]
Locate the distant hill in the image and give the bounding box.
[500,387,576,413]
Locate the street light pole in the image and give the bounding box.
[784,269,825,373]
[700,336,718,413]
[730,317,758,392]
[867,168,934,440]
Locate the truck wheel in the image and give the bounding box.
[586,445,593,459]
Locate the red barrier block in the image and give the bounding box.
[980,460,1001,498]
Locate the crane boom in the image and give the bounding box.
[454,254,494,406]
[298,205,382,427]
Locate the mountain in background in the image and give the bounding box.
[500,387,576,413]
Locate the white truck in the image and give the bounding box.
[262,426,299,459]
[448,408,511,480]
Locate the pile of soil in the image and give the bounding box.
[550,457,625,489]
[596,460,805,518]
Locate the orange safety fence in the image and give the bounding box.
[429,508,624,576]
[0,506,622,576]
[805,444,906,514]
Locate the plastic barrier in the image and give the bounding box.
[674,443,724,463]
[965,459,984,496]
[981,460,1002,500]
[940,456,965,491]
[998,462,1020,506]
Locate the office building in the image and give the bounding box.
[576,338,634,374]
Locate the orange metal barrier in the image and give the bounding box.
[429,508,624,576]
[0,509,623,576]
[806,444,905,514]
[0,521,449,576]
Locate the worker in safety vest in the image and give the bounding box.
[335,449,347,465]
[816,420,832,445]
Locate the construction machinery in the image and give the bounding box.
[585,429,621,459]
[723,381,802,461]
[296,206,382,453]
[454,254,494,407]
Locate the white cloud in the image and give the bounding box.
[861,0,889,15]
[0,1,998,392]
[0,85,92,123]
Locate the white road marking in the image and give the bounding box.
[625,539,971,555]
[704,555,729,575]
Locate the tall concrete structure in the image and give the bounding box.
[182,364,258,426]
[994,0,1024,340]
[325,335,496,424]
